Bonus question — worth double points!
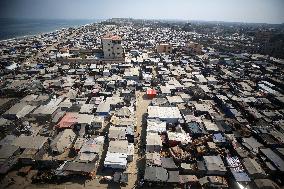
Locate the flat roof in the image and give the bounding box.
[62,162,96,173]
[260,148,284,172]
[108,140,128,154]
[148,106,182,120]
[12,135,48,150]
[144,166,168,182]
[146,133,162,146]
[104,152,127,165]
[204,155,226,172]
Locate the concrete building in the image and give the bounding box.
[146,133,163,153]
[203,155,227,175]
[148,106,182,123]
[104,152,128,169]
[242,158,266,178]
[102,35,123,59]
[156,43,172,54]
[183,42,203,54]
[3,102,36,120]
[50,129,76,154]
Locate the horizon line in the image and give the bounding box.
[0,17,283,25]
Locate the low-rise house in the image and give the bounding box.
[203,120,220,133]
[76,137,104,163]
[183,42,203,55]
[226,156,250,182]
[0,145,20,174]
[3,102,36,120]
[167,131,192,146]
[108,140,129,154]
[203,155,227,175]
[167,170,180,183]
[79,104,95,114]
[148,106,182,123]
[161,157,178,170]
[21,94,50,106]
[108,126,127,140]
[74,138,86,152]
[253,179,280,189]
[185,122,206,135]
[56,112,78,129]
[206,76,218,85]
[260,148,284,172]
[113,107,134,118]
[156,43,172,54]
[124,67,140,81]
[179,175,199,185]
[0,135,17,147]
[61,161,96,177]
[110,116,135,127]
[166,96,184,106]
[213,133,227,144]
[11,135,48,164]
[146,133,163,153]
[160,86,172,97]
[146,88,157,99]
[242,158,266,179]
[104,152,128,169]
[92,116,104,129]
[146,152,162,166]
[32,96,64,121]
[199,176,228,188]
[12,135,48,151]
[242,137,264,154]
[51,129,76,154]
[144,166,168,183]
[147,119,167,133]
[179,93,192,102]
[96,102,110,116]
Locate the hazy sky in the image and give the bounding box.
[0,0,283,24]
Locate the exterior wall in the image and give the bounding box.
[92,121,103,129]
[159,117,179,124]
[156,44,173,54]
[184,42,203,54]
[104,163,126,169]
[146,145,162,153]
[97,112,109,117]
[206,169,227,175]
[102,38,123,59]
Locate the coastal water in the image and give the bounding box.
[0,18,100,40]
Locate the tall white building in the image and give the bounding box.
[101,35,123,59]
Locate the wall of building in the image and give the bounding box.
[102,38,123,59]
[156,44,173,54]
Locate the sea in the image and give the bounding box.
[0,18,101,41]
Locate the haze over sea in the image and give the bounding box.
[0,18,99,40]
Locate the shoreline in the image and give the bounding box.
[0,20,102,42]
